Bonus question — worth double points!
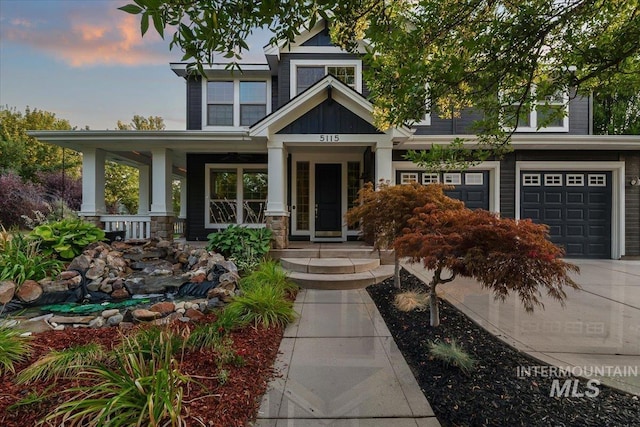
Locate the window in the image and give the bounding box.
[400,172,419,184]
[206,165,268,227]
[443,173,462,185]
[422,173,439,184]
[503,87,569,132]
[544,174,562,186]
[347,162,361,230]
[291,60,362,96]
[465,173,484,185]
[295,162,310,231]
[566,174,584,186]
[523,174,541,186]
[588,174,606,187]
[205,80,269,127]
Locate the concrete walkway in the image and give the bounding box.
[403,259,640,395]
[253,288,441,426]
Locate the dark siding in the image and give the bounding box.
[302,27,333,46]
[363,147,375,183]
[500,153,516,218]
[515,151,619,162]
[271,77,279,113]
[624,152,640,256]
[186,76,202,130]
[279,53,366,105]
[186,153,268,241]
[568,95,590,135]
[413,108,484,135]
[277,99,382,134]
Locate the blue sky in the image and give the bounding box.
[0,0,269,130]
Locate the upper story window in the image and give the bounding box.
[205,80,270,128]
[290,59,362,97]
[504,88,569,132]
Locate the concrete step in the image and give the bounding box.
[271,248,395,265]
[280,257,380,274]
[286,265,394,290]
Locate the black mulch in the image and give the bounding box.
[367,269,640,427]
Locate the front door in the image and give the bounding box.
[315,163,342,237]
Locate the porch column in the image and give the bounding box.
[179,177,187,219]
[80,147,106,219]
[266,141,289,249]
[375,145,393,184]
[137,164,150,215]
[149,148,174,240]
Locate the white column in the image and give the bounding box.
[80,147,106,215]
[138,164,150,215]
[179,177,187,219]
[375,145,393,184]
[150,148,173,215]
[266,142,287,215]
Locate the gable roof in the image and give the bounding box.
[249,74,412,141]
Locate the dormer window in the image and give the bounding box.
[291,59,362,96]
[205,80,270,128]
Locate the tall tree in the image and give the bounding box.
[121,0,640,164]
[116,115,166,131]
[0,106,80,180]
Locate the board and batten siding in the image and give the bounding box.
[186,76,202,130]
[624,151,640,256]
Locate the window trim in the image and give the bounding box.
[202,79,271,129]
[443,173,462,185]
[290,59,363,97]
[504,87,569,133]
[204,164,268,228]
[400,172,419,184]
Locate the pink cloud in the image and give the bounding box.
[3,10,172,67]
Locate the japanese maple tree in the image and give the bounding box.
[395,205,580,326]
[345,181,463,288]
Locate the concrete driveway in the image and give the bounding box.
[403,259,640,395]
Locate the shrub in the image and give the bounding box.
[0,325,32,375]
[239,260,298,295]
[227,283,296,328]
[0,172,48,228]
[46,330,190,427]
[206,225,272,272]
[36,170,82,211]
[428,339,476,374]
[30,219,105,260]
[16,343,107,384]
[0,232,64,286]
[394,291,429,312]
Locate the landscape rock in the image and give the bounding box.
[50,315,96,325]
[185,308,205,321]
[111,288,130,299]
[89,317,105,328]
[85,259,106,280]
[68,254,91,272]
[107,313,124,326]
[16,280,43,303]
[0,280,16,304]
[101,309,120,318]
[59,270,80,280]
[150,301,175,316]
[132,309,162,321]
[40,279,70,293]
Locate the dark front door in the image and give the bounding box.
[315,163,342,237]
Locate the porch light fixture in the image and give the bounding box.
[631,176,640,186]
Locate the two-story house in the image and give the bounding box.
[33,20,640,259]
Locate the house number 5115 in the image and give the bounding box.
[319,134,340,142]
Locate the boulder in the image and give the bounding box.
[185,308,205,321]
[0,280,16,304]
[85,259,106,280]
[68,254,92,272]
[16,280,43,303]
[50,315,96,325]
[59,270,80,280]
[111,288,130,300]
[89,317,105,328]
[101,309,120,318]
[132,309,161,321]
[149,301,175,316]
[107,313,124,326]
[40,279,70,293]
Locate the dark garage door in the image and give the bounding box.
[396,170,490,210]
[520,171,612,258]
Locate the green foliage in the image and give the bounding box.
[428,340,476,375]
[6,385,55,412]
[16,343,107,384]
[104,162,139,214]
[0,325,32,375]
[0,231,64,286]
[212,303,250,333]
[30,219,105,260]
[239,260,298,295]
[46,330,190,427]
[116,115,166,131]
[227,283,296,328]
[187,322,227,351]
[119,326,185,359]
[206,225,272,272]
[594,88,640,135]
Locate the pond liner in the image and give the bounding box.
[176,280,220,298]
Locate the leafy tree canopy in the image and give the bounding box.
[116,115,166,131]
[0,106,80,180]
[121,0,640,165]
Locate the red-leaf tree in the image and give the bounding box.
[395,204,580,327]
[345,181,463,288]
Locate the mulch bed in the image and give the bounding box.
[367,269,640,427]
[0,313,283,427]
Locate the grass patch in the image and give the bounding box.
[428,339,476,375]
[394,290,429,312]
[227,283,296,328]
[0,325,32,375]
[240,260,298,295]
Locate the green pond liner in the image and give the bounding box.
[40,298,151,314]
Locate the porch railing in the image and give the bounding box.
[174,218,186,236]
[100,215,151,240]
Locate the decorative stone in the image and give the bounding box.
[107,313,124,326]
[85,259,106,280]
[16,280,43,303]
[149,301,175,316]
[59,270,80,280]
[67,274,83,289]
[174,301,185,310]
[112,278,124,290]
[50,315,96,325]
[111,288,130,300]
[68,254,91,272]
[219,273,239,290]
[102,309,119,318]
[185,308,205,321]
[0,280,16,304]
[132,309,162,321]
[89,317,105,328]
[86,281,101,292]
[176,308,186,315]
[99,282,113,293]
[219,260,238,274]
[40,279,70,293]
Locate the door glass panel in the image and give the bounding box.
[347,162,360,230]
[242,170,267,223]
[296,162,310,230]
[209,169,237,223]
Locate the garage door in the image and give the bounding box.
[396,170,490,210]
[520,171,612,258]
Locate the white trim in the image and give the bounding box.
[588,174,607,187]
[443,173,462,185]
[290,59,363,97]
[566,174,584,186]
[204,164,268,229]
[391,161,501,213]
[422,173,439,184]
[202,78,272,130]
[400,172,419,184]
[522,173,541,186]
[465,172,484,185]
[544,173,563,186]
[515,161,625,259]
[505,88,570,133]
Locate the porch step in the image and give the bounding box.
[280,258,380,274]
[287,265,395,290]
[271,248,395,265]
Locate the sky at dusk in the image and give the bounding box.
[0,0,270,130]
